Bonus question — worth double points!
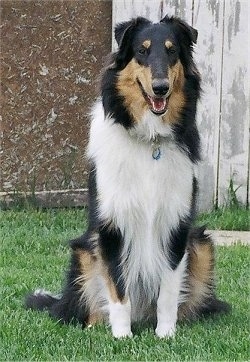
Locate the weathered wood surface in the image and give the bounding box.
[162,0,193,22]
[218,0,249,207]
[112,0,250,210]
[193,0,225,210]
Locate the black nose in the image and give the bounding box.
[152,79,169,96]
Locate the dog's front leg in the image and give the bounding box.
[155,256,187,338]
[104,272,132,338]
[99,224,132,338]
[155,279,178,338]
[108,296,132,338]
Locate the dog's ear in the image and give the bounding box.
[115,20,134,46]
[178,20,198,44]
[160,15,198,44]
[114,17,151,68]
[115,17,151,46]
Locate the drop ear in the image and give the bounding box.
[187,25,198,44]
[115,21,132,46]
[114,20,135,46]
[176,19,198,44]
[160,15,198,44]
[114,17,151,68]
[115,17,151,47]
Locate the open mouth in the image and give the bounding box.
[145,94,169,115]
[137,80,169,115]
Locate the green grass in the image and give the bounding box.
[1,209,249,361]
[197,206,249,231]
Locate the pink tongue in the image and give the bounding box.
[151,97,166,112]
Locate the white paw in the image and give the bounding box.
[155,323,176,338]
[112,327,133,339]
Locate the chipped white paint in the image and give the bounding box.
[162,0,193,22]
[218,0,250,206]
[112,0,250,210]
[193,0,225,210]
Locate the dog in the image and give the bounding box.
[26,15,230,338]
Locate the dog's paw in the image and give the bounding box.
[155,323,176,338]
[112,327,133,339]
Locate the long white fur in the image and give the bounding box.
[108,299,132,338]
[87,100,195,337]
[155,253,188,337]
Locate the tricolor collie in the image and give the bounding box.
[26,15,230,338]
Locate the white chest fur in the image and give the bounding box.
[88,101,194,302]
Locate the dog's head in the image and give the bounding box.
[114,15,198,119]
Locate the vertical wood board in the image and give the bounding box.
[218,0,249,206]
[193,0,225,210]
[162,0,193,22]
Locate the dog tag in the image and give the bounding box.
[152,147,161,160]
[152,135,161,160]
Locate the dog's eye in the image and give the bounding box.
[168,47,177,54]
[138,48,147,55]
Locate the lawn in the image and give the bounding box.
[0,208,249,361]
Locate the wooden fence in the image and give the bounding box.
[113,0,249,210]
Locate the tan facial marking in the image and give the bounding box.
[165,40,173,49]
[117,59,151,122]
[117,57,186,125]
[142,39,151,49]
[162,60,186,124]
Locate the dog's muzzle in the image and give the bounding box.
[137,79,170,115]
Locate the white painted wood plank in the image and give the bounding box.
[218,0,250,206]
[193,0,225,210]
[162,0,193,22]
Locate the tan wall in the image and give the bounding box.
[1,0,112,194]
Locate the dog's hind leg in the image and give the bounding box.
[178,227,231,321]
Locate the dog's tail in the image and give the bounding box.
[25,289,61,312]
[178,226,231,321]
[25,287,88,325]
